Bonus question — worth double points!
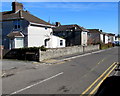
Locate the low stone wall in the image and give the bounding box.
[0,45,4,59]
[39,45,100,61]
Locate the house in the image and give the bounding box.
[44,35,65,48]
[107,33,115,43]
[87,29,116,44]
[1,2,65,49]
[115,35,119,41]
[53,23,88,46]
[102,32,109,44]
[87,29,104,44]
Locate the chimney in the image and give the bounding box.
[95,29,99,31]
[12,2,23,12]
[100,30,102,32]
[55,22,61,27]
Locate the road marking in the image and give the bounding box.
[8,72,64,95]
[56,61,65,65]
[92,50,104,54]
[83,57,107,78]
[88,64,117,95]
[63,53,92,61]
[80,62,116,96]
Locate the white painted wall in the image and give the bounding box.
[28,25,52,47]
[115,37,119,41]
[46,35,65,48]
[108,36,115,42]
[105,35,108,44]
[113,36,115,41]
[81,31,87,46]
[100,34,103,43]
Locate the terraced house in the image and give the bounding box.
[1,2,65,49]
[53,22,88,46]
[87,29,115,45]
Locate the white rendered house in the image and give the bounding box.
[1,2,65,49]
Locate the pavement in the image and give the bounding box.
[1,46,120,95]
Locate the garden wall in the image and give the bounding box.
[39,45,100,61]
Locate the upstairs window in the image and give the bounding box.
[13,20,21,29]
[45,27,48,30]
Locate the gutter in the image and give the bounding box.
[30,22,55,28]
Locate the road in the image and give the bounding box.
[2,47,119,95]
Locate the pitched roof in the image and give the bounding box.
[2,11,21,20]
[88,29,102,34]
[1,10,53,26]
[53,24,89,32]
[7,31,24,38]
[107,33,115,36]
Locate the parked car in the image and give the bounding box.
[113,41,120,46]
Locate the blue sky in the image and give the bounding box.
[1,2,118,35]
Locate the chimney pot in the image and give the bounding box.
[55,22,61,27]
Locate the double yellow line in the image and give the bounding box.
[80,62,118,96]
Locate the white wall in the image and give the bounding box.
[81,31,87,46]
[28,25,52,47]
[113,36,115,41]
[115,37,119,41]
[47,35,65,48]
[108,36,115,42]
[100,34,103,43]
[105,35,108,44]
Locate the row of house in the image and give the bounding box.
[53,24,116,46]
[1,2,117,49]
[87,29,116,45]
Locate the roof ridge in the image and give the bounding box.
[21,10,53,26]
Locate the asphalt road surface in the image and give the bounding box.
[2,47,119,95]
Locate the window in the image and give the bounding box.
[15,25,17,29]
[63,33,65,36]
[13,20,20,29]
[44,39,50,46]
[16,38,23,40]
[18,25,20,28]
[88,33,91,36]
[45,27,47,30]
[44,39,47,46]
[83,32,86,34]
[60,40,63,46]
[15,37,24,48]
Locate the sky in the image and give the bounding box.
[1,2,118,35]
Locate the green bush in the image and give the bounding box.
[40,46,47,51]
[100,42,114,50]
[19,46,47,51]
